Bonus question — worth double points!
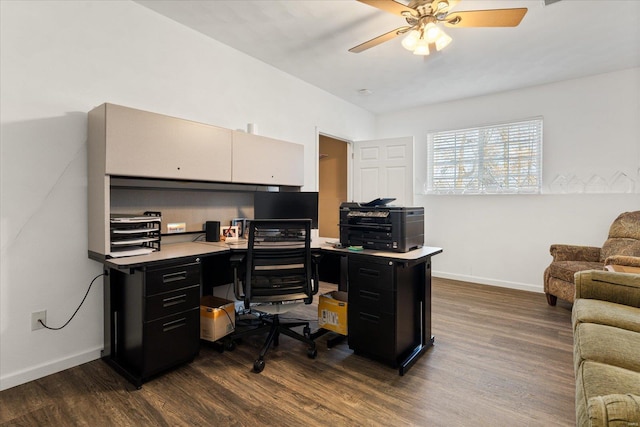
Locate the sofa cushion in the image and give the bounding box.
[588,394,640,427]
[574,323,640,374]
[573,299,640,334]
[576,361,640,427]
[549,261,603,283]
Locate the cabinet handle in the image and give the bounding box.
[359,289,380,301]
[163,317,187,332]
[163,294,187,307]
[359,312,379,324]
[162,271,187,283]
[359,268,379,278]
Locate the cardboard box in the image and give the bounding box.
[318,291,348,336]
[200,296,236,342]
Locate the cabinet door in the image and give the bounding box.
[232,131,304,186]
[104,104,232,182]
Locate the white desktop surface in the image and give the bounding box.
[212,236,442,260]
[106,241,229,268]
[320,242,443,260]
[105,237,442,269]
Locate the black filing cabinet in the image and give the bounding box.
[103,258,201,387]
[347,254,425,369]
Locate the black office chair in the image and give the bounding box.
[231,219,319,373]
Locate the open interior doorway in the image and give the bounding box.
[318,135,348,238]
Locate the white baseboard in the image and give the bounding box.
[432,271,543,294]
[0,346,102,391]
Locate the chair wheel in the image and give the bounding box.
[253,359,265,373]
[307,347,317,359]
[224,340,236,351]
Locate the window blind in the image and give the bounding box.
[427,118,542,194]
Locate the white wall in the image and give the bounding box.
[0,0,374,390]
[376,69,640,292]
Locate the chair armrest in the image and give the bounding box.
[549,244,601,262]
[588,394,640,426]
[230,253,246,304]
[604,255,640,268]
[574,270,640,308]
[311,253,322,295]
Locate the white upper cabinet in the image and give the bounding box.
[232,131,304,186]
[99,103,232,182]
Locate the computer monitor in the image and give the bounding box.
[253,191,319,229]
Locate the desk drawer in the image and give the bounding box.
[348,309,417,367]
[348,310,395,363]
[146,262,201,296]
[142,307,200,377]
[348,258,395,292]
[350,288,394,314]
[145,284,200,321]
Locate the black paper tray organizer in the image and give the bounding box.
[109,211,161,258]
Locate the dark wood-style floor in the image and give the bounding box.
[0,278,575,426]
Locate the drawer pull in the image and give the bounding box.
[162,271,187,283]
[163,317,187,332]
[359,268,380,278]
[359,289,380,301]
[359,312,379,324]
[163,294,187,307]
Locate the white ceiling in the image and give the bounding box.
[135,0,640,114]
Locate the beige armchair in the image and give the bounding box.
[544,211,640,305]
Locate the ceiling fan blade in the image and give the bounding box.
[443,8,527,27]
[349,26,411,53]
[357,0,416,17]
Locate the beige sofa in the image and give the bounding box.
[572,269,640,426]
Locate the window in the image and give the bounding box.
[427,118,542,194]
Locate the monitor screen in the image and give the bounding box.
[253,191,319,229]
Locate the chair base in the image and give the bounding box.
[546,293,558,306]
[231,313,317,373]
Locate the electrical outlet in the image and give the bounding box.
[31,310,46,331]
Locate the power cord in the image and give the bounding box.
[39,272,105,330]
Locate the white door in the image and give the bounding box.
[352,136,414,206]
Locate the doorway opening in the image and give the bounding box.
[318,135,349,238]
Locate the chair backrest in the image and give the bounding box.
[601,211,640,262]
[243,219,315,308]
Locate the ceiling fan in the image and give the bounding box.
[349,0,528,55]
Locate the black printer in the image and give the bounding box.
[339,199,424,252]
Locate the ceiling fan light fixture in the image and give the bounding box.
[401,29,420,51]
[413,39,430,56]
[435,31,452,51]
[424,22,441,44]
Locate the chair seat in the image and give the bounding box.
[549,261,603,283]
[253,301,304,315]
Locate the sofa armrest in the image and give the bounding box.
[604,255,640,268]
[588,394,640,427]
[550,244,601,262]
[574,270,640,308]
